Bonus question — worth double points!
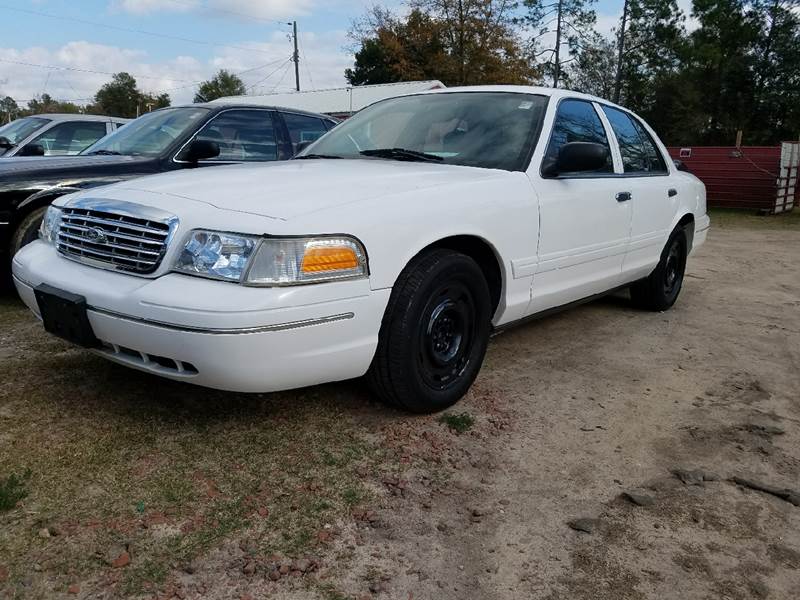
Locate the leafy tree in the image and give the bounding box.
[521,0,598,88]
[194,69,246,103]
[346,2,536,86]
[25,93,82,115]
[92,72,170,118]
[568,35,617,98]
[0,96,19,123]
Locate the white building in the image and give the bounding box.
[213,80,446,119]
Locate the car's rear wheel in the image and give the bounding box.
[367,249,491,413]
[630,225,688,311]
[10,206,47,257]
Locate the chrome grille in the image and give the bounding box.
[57,206,174,274]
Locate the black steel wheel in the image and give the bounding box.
[630,225,688,311]
[367,249,491,413]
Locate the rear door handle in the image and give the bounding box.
[616,191,632,202]
[668,188,678,197]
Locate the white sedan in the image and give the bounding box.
[12,86,709,413]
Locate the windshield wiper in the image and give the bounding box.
[293,153,343,160]
[86,149,123,156]
[360,148,443,163]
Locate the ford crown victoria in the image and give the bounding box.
[12,86,709,413]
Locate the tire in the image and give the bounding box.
[10,206,47,257]
[367,249,492,413]
[630,225,688,311]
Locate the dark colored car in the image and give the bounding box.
[0,103,337,267]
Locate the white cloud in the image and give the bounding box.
[112,0,314,20]
[0,33,353,110]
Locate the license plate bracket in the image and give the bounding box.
[34,284,99,348]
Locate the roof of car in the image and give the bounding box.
[418,85,628,111]
[26,113,130,122]
[180,102,337,120]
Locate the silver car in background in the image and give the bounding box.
[0,114,129,158]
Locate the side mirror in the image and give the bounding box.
[542,142,609,177]
[295,140,313,155]
[184,139,219,164]
[0,136,13,149]
[19,143,45,157]
[673,159,689,172]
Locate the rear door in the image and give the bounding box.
[280,112,331,155]
[527,98,632,314]
[599,106,675,280]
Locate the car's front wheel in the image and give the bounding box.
[10,206,47,257]
[630,225,688,311]
[368,249,492,413]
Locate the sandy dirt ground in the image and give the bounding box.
[1,223,799,600]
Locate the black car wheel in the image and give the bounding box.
[630,225,688,311]
[10,206,47,257]
[368,249,491,413]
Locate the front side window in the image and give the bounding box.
[543,99,613,174]
[82,107,209,157]
[283,113,328,153]
[29,121,109,156]
[303,92,548,171]
[602,106,649,173]
[0,116,50,145]
[188,110,278,162]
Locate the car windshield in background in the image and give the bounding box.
[302,92,548,171]
[82,107,209,157]
[0,116,50,145]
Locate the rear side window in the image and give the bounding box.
[193,109,277,162]
[283,113,328,153]
[630,116,668,173]
[29,121,109,156]
[544,99,612,174]
[601,107,649,173]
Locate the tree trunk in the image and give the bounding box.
[553,0,563,87]
[613,0,629,103]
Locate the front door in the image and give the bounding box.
[527,98,632,314]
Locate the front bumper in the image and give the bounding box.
[12,241,390,393]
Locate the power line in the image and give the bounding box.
[160,0,294,27]
[0,57,196,83]
[298,33,315,91]
[0,4,280,56]
[245,58,293,93]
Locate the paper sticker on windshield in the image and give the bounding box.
[518,101,534,110]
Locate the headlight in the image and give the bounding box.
[173,231,368,286]
[174,230,258,282]
[39,205,62,245]
[246,236,367,285]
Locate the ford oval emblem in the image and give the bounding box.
[87,227,108,244]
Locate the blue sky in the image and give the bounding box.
[0,0,689,107]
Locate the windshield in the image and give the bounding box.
[0,117,50,145]
[82,107,209,157]
[302,92,548,171]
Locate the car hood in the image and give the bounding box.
[108,159,508,220]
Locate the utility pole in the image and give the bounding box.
[553,0,563,88]
[292,21,300,92]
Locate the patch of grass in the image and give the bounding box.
[439,411,475,434]
[317,582,352,600]
[0,469,31,511]
[709,207,800,229]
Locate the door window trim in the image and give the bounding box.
[172,107,281,165]
[595,102,671,178]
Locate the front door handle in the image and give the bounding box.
[616,191,632,202]
[668,188,678,197]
